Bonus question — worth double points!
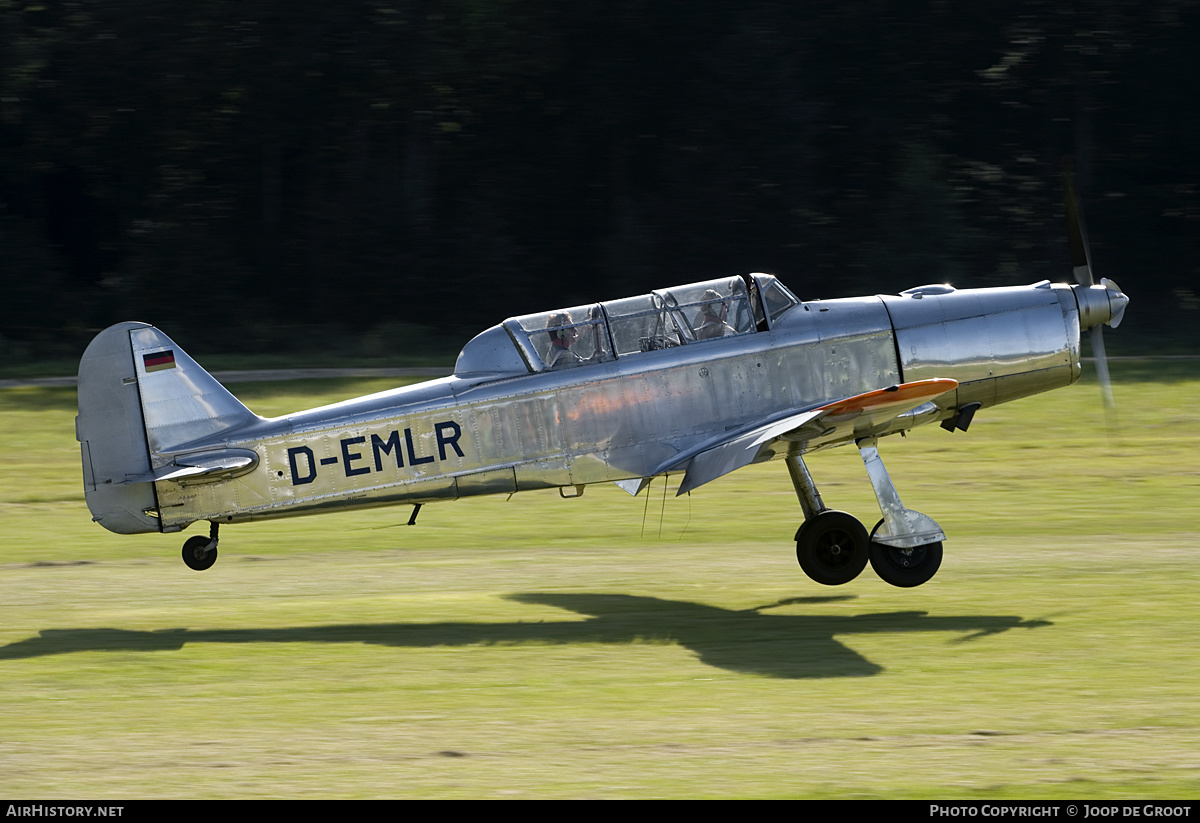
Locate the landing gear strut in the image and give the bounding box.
[787,454,868,586]
[182,522,219,571]
[857,438,944,587]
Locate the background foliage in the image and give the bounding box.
[2,1,1197,361]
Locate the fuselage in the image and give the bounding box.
[144,276,1099,533]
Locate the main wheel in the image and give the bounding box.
[795,510,869,586]
[182,535,218,571]
[868,519,942,587]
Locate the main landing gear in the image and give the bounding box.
[181,522,219,571]
[787,438,944,588]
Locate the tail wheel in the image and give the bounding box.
[182,535,218,571]
[868,519,942,587]
[795,510,869,586]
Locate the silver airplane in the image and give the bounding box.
[76,203,1127,588]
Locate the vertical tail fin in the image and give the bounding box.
[126,324,259,453]
[77,323,260,534]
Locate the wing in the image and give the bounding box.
[665,379,958,496]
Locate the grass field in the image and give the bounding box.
[1,363,1197,798]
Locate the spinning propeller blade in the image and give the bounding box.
[1064,168,1094,287]
[1063,165,1128,430]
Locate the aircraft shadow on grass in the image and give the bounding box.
[0,593,1050,679]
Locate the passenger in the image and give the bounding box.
[546,312,584,368]
[695,289,735,339]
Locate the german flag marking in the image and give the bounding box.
[143,350,176,372]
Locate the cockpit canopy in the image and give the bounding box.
[454,273,800,378]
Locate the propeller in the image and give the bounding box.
[1063,166,1129,429]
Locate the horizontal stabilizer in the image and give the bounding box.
[123,449,259,485]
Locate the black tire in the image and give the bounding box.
[868,519,942,588]
[795,510,869,586]
[182,535,218,571]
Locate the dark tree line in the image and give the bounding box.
[2,0,1197,361]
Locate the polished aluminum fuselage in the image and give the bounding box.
[148,281,1084,533]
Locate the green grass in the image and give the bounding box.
[1,365,1198,798]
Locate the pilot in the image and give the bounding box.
[546,312,584,368]
[695,289,735,340]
